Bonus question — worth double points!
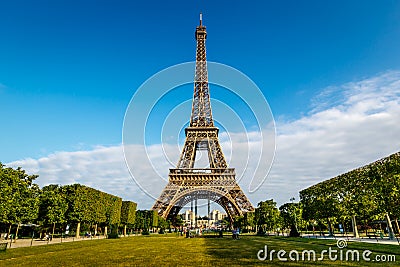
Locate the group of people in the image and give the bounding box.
[180,228,240,239]
[184,228,202,238]
[43,233,52,241]
[2,233,12,240]
[232,228,240,239]
[84,232,92,238]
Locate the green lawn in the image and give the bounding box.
[0,235,399,266]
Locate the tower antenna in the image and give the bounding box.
[200,12,202,26]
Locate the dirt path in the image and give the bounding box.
[2,235,108,249]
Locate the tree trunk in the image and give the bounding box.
[327,218,334,236]
[104,226,108,237]
[124,225,127,237]
[394,218,400,235]
[352,215,359,238]
[76,222,81,238]
[94,224,98,236]
[7,224,12,239]
[14,223,20,243]
[385,213,395,240]
[52,222,56,236]
[363,212,368,236]
[342,220,346,236]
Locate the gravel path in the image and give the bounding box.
[1,235,108,249]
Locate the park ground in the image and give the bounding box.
[0,234,399,266]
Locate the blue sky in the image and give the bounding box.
[2,1,400,209]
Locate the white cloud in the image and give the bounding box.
[7,70,400,210]
[8,146,153,209]
[262,70,400,205]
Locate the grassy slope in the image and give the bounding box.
[0,235,399,266]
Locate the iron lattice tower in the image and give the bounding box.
[152,14,254,222]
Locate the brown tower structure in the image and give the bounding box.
[152,14,254,222]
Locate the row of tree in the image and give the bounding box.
[0,163,161,238]
[0,164,39,237]
[232,199,303,236]
[2,151,399,239]
[299,152,400,238]
[232,153,400,237]
[0,162,302,237]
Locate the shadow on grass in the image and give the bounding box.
[203,235,400,266]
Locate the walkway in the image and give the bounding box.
[1,235,107,249]
[302,234,400,245]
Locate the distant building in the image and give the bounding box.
[210,209,225,221]
[184,209,195,223]
[181,209,227,228]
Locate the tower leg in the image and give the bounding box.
[208,199,210,228]
[195,198,198,228]
[191,200,193,228]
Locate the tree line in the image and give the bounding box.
[233,199,304,236]
[0,163,169,239]
[2,151,399,239]
[234,152,400,238]
[0,162,301,238]
[300,152,400,239]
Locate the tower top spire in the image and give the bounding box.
[192,12,212,127]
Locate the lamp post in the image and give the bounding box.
[290,197,299,237]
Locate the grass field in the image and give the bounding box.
[0,234,399,266]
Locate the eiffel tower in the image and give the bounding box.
[152,14,254,222]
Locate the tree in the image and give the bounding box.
[135,210,156,234]
[135,210,147,231]
[279,202,304,237]
[158,216,169,234]
[300,182,340,236]
[233,216,245,230]
[255,200,280,234]
[170,215,183,229]
[121,201,137,236]
[244,212,255,232]
[38,184,68,235]
[63,184,122,237]
[105,195,122,234]
[0,164,39,239]
[148,210,159,230]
